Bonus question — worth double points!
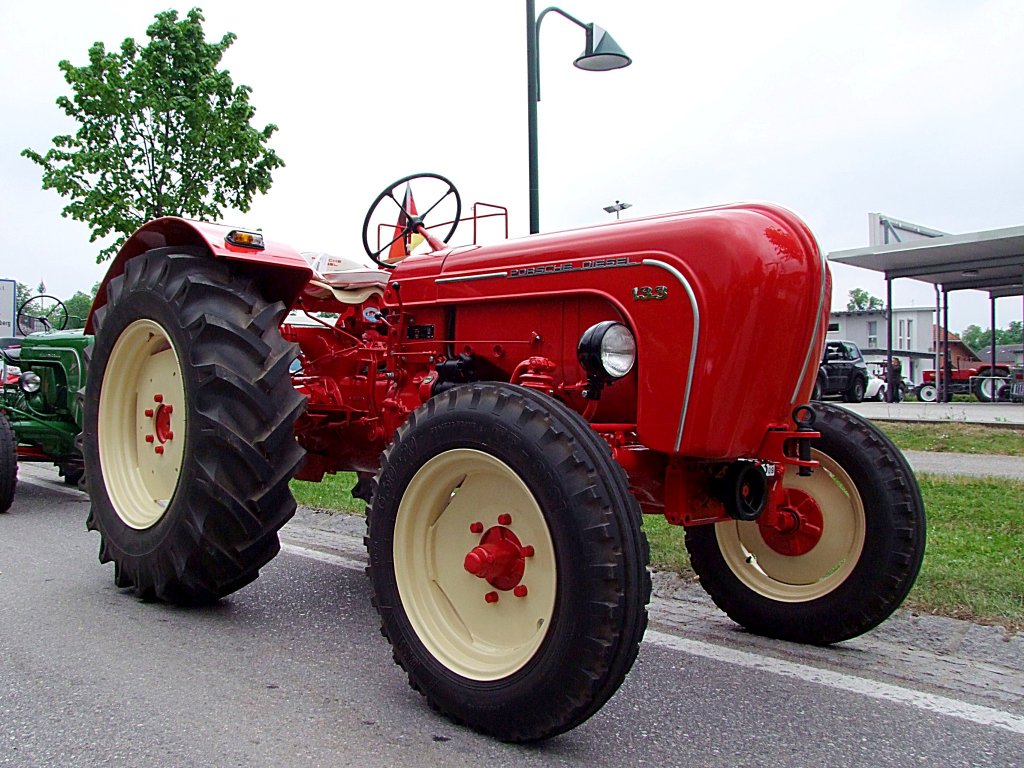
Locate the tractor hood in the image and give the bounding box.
[388,203,830,457]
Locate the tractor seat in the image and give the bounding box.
[302,252,389,305]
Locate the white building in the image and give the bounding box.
[827,307,937,384]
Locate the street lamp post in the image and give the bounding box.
[526,1,631,234]
[603,200,632,220]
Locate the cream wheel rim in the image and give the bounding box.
[715,449,866,602]
[393,449,557,681]
[98,319,186,530]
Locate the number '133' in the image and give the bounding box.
[632,285,668,301]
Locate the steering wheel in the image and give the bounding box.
[362,173,462,268]
[17,294,69,335]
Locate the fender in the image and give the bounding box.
[86,217,312,332]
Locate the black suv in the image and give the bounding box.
[813,340,869,403]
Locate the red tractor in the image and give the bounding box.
[916,363,1012,402]
[81,173,925,742]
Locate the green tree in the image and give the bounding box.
[64,288,98,330]
[962,320,1024,352]
[846,288,884,311]
[22,8,283,263]
[14,283,33,312]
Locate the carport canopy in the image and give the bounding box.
[828,224,1024,299]
[828,222,1024,401]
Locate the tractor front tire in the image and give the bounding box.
[366,383,650,742]
[82,248,306,604]
[0,412,16,513]
[685,402,925,645]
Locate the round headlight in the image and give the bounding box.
[578,321,636,381]
[19,370,42,394]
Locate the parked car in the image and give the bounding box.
[865,372,885,401]
[813,340,869,402]
[868,361,908,402]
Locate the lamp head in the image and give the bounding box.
[574,25,631,71]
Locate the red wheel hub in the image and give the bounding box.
[464,525,531,592]
[154,403,174,443]
[758,488,823,556]
[143,394,176,454]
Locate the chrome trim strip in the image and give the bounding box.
[435,271,508,284]
[790,239,829,405]
[642,259,699,452]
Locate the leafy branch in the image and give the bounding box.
[22,8,283,262]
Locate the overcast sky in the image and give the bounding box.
[2,0,1022,332]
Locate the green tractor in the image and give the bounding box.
[1,296,90,512]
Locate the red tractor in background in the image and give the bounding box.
[80,173,926,742]
[915,363,1012,402]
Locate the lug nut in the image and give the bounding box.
[144,409,154,417]
[469,521,484,534]
[484,591,499,604]
[154,446,164,455]
[154,394,163,403]
[497,514,512,526]
[513,585,528,598]
[521,545,535,558]
[145,434,154,443]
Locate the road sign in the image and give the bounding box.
[0,279,15,337]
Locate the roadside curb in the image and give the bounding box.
[844,401,1024,426]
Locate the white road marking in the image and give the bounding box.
[281,542,366,572]
[14,473,84,498]
[281,542,1024,736]
[644,630,1024,736]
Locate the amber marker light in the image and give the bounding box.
[225,230,265,250]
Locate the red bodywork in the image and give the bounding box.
[92,203,831,527]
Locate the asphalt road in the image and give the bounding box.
[2,466,1022,768]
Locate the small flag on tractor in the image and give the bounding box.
[386,183,426,262]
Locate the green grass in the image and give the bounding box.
[906,475,1024,629]
[643,477,1024,630]
[642,514,691,574]
[290,472,363,514]
[289,426,1024,630]
[875,421,1024,456]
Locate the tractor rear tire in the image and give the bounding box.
[366,383,650,742]
[82,248,306,604]
[974,376,1006,403]
[684,402,925,645]
[0,412,16,513]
